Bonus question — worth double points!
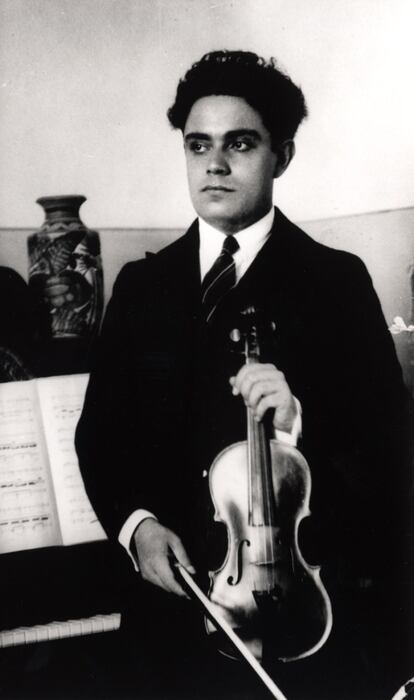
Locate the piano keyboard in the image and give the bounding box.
[0,612,121,648]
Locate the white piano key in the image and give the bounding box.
[0,613,121,647]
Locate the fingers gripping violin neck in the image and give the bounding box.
[206,306,333,664]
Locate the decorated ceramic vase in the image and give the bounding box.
[28,195,103,340]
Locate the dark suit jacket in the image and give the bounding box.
[76,208,411,582]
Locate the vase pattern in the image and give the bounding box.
[28,195,103,340]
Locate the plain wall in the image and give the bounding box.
[1,0,414,229]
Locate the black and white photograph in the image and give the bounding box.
[0,1,413,698]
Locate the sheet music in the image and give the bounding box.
[0,380,61,553]
[36,374,106,545]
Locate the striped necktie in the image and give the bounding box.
[201,235,240,323]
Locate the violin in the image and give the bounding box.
[201,306,332,664]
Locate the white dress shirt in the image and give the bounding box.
[198,207,275,283]
[119,208,302,560]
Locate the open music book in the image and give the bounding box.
[0,374,106,554]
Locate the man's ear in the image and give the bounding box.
[273,140,295,178]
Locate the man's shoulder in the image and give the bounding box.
[276,208,368,280]
[112,222,198,297]
[122,222,196,269]
[151,219,198,263]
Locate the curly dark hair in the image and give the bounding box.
[167,50,308,149]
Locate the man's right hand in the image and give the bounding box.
[133,519,195,598]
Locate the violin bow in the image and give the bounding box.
[176,564,289,700]
[391,678,414,700]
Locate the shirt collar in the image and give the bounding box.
[198,208,275,280]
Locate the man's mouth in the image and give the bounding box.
[201,185,235,192]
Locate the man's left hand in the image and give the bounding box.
[230,363,297,433]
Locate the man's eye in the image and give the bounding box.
[190,142,207,153]
[230,140,251,152]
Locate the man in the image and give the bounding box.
[76,51,412,699]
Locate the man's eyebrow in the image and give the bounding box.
[184,132,211,142]
[225,129,262,141]
[184,129,262,142]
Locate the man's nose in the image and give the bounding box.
[206,149,230,175]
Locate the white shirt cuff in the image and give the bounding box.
[118,397,302,567]
[275,396,302,446]
[118,509,157,571]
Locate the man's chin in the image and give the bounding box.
[199,212,244,234]
[194,200,238,227]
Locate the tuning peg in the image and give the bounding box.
[241,305,256,316]
[230,328,241,343]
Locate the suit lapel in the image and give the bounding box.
[225,207,297,314]
[151,209,315,353]
[149,220,201,358]
[215,208,316,383]
[156,219,201,302]
[155,208,308,312]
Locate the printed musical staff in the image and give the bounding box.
[0,374,106,553]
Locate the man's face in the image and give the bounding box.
[183,95,279,234]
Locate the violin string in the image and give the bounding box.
[261,339,274,586]
[252,327,268,580]
[261,422,275,590]
[248,406,256,593]
[248,322,277,592]
[255,320,275,587]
